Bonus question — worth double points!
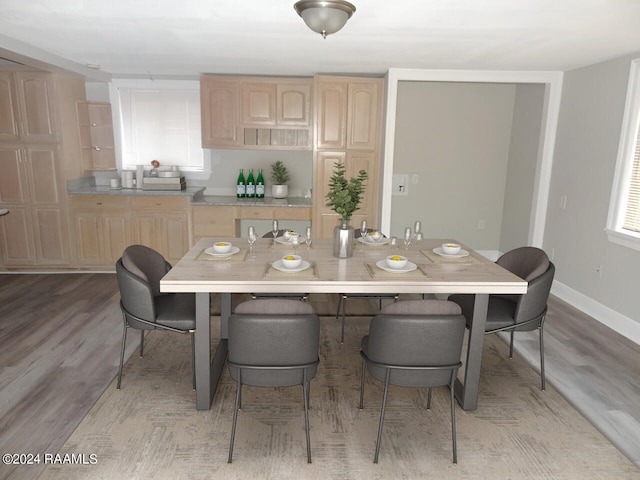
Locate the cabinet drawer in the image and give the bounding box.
[131,196,189,211]
[273,207,311,221]
[71,195,128,211]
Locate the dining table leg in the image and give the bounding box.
[195,292,230,410]
[454,293,488,410]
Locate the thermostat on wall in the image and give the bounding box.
[392,174,409,195]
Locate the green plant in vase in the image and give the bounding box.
[270,160,290,199]
[326,162,368,258]
[326,162,368,223]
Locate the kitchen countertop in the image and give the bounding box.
[67,179,312,206]
[192,195,312,207]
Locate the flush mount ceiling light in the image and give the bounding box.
[294,0,356,39]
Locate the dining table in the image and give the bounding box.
[160,235,527,411]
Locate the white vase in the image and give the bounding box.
[272,184,288,199]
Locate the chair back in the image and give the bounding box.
[513,261,555,330]
[121,244,170,297]
[496,246,549,281]
[228,299,320,387]
[116,245,170,327]
[363,300,466,387]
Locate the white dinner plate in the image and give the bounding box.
[375,259,417,273]
[358,235,390,246]
[275,236,306,245]
[272,259,311,273]
[432,247,470,258]
[204,246,240,257]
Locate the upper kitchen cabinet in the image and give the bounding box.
[315,76,382,151]
[0,72,59,144]
[76,101,116,171]
[201,77,241,148]
[201,75,312,150]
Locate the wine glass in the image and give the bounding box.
[291,234,299,255]
[271,219,279,249]
[305,226,312,253]
[247,225,257,260]
[414,221,421,237]
[360,220,368,251]
[403,227,412,251]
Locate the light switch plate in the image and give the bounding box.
[392,174,409,195]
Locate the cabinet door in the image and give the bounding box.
[313,151,347,237]
[14,72,58,143]
[192,205,237,240]
[348,151,377,222]
[200,78,240,148]
[316,80,348,149]
[132,212,189,265]
[77,101,116,171]
[347,80,382,150]
[0,145,28,204]
[0,206,35,265]
[277,82,311,126]
[0,72,20,142]
[242,82,276,125]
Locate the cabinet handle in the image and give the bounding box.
[91,123,97,127]
[93,146,101,151]
[96,202,103,206]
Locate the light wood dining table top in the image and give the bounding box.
[161,237,527,296]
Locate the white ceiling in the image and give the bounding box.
[1,0,640,79]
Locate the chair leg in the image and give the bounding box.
[374,370,391,464]
[340,295,347,343]
[426,387,433,409]
[228,374,242,463]
[539,325,546,391]
[509,330,514,359]
[335,295,342,319]
[139,329,145,358]
[303,371,312,463]
[359,358,367,409]
[190,331,196,391]
[450,379,458,464]
[117,323,128,390]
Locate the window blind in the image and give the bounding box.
[623,127,640,233]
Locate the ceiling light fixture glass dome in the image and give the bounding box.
[294,0,356,39]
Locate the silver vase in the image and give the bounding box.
[333,219,354,258]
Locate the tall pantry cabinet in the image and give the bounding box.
[0,71,85,267]
[313,76,384,237]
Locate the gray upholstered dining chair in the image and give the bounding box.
[359,299,466,464]
[115,244,196,390]
[227,298,320,464]
[448,246,555,390]
[336,228,398,343]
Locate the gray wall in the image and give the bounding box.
[500,83,546,252]
[391,81,518,248]
[545,52,640,325]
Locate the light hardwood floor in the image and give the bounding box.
[0,274,638,480]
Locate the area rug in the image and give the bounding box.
[38,315,638,479]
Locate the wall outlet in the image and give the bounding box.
[478,219,486,230]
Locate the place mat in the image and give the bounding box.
[365,262,431,279]
[196,247,249,262]
[420,249,484,265]
[263,261,319,280]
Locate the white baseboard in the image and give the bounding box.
[552,281,640,346]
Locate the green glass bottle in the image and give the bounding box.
[246,169,256,198]
[256,169,265,198]
[236,169,245,198]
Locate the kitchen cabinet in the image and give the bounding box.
[0,72,59,144]
[0,144,69,265]
[131,196,191,265]
[201,75,312,150]
[201,77,241,148]
[192,204,312,240]
[71,196,130,266]
[76,101,116,171]
[313,76,384,237]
